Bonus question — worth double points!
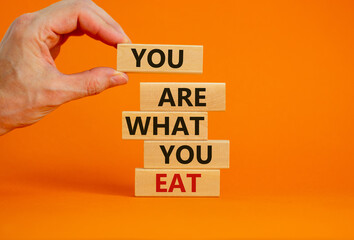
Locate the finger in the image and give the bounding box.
[77,8,126,46]
[38,0,129,48]
[89,1,131,43]
[58,67,128,102]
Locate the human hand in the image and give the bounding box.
[0,0,130,136]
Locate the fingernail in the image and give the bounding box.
[111,71,128,85]
[122,34,131,43]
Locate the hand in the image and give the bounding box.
[0,0,130,136]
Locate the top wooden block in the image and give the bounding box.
[117,44,203,73]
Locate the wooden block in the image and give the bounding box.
[117,44,203,73]
[144,140,230,169]
[135,168,220,197]
[122,112,207,140]
[140,82,226,111]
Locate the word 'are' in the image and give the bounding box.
[158,88,206,107]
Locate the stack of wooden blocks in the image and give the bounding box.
[118,44,229,197]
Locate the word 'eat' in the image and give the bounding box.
[156,173,201,192]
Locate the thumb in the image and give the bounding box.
[61,67,128,101]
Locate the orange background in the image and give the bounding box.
[1,0,354,239]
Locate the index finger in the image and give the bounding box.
[89,1,131,43]
[37,0,130,47]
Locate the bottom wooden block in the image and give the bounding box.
[135,168,220,197]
